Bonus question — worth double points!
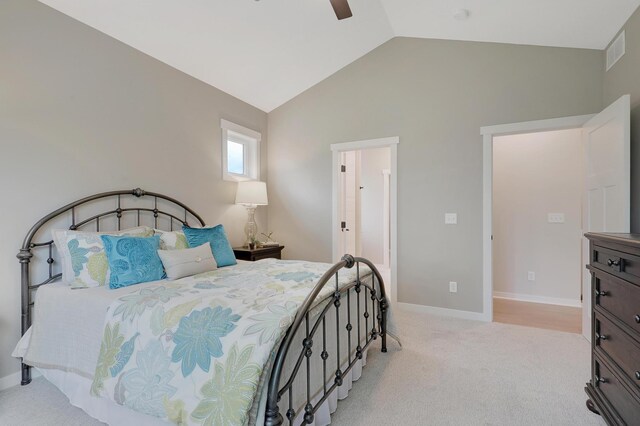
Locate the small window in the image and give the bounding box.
[221,119,261,182]
[227,140,245,175]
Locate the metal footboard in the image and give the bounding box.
[264,254,388,426]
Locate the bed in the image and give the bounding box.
[14,188,395,426]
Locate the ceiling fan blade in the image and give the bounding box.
[330,0,353,20]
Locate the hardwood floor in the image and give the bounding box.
[493,297,582,334]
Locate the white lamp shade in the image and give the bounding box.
[235,181,268,206]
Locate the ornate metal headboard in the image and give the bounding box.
[16,188,205,384]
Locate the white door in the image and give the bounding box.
[339,151,359,256]
[581,94,631,341]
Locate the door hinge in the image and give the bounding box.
[341,165,346,172]
[341,221,346,229]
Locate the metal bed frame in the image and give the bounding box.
[17,188,388,426]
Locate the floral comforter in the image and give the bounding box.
[90,259,376,425]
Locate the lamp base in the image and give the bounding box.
[244,205,258,247]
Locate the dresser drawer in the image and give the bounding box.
[595,313,640,393]
[594,357,640,425]
[593,271,640,336]
[593,244,640,286]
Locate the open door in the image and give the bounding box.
[338,151,360,257]
[581,94,631,341]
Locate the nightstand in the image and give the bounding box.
[233,245,285,261]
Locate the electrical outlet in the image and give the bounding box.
[449,281,458,293]
[527,271,535,281]
[445,213,457,225]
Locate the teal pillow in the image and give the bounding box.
[101,235,166,289]
[182,225,237,267]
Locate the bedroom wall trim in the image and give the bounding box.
[493,292,582,308]
[480,114,595,322]
[331,137,399,305]
[397,302,486,321]
[330,137,399,152]
[0,371,21,391]
[0,370,40,391]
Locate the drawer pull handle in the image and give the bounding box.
[607,258,621,267]
[594,290,608,297]
[635,371,640,380]
[596,376,607,384]
[596,333,608,341]
[635,315,640,324]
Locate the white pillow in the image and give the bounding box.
[154,229,189,250]
[158,243,217,280]
[52,226,153,287]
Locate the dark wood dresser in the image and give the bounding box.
[585,233,640,425]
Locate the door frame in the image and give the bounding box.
[480,114,595,322]
[382,168,391,269]
[331,137,399,305]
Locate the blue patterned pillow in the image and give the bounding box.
[182,225,237,267]
[101,235,166,289]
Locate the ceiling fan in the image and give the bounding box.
[255,0,352,20]
[329,0,353,20]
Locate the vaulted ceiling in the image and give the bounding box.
[39,0,640,112]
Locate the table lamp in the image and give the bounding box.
[235,181,268,248]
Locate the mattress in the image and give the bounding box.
[16,277,173,378]
[14,259,389,426]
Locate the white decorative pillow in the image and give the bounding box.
[154,229,189,250]
[52,226,153,287]
[157,243,217,280]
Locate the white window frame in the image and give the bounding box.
[221,119,261,182]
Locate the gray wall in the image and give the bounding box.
[603,6,640,231]
[0,0,267,381]
[268,37,603,313]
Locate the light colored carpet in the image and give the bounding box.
[0,309,605,426]
[0,376,104,426]
[332,309,604,426]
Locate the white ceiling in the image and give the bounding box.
[383,0,640,50]
[40,0,640,112]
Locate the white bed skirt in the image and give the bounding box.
[37,368,171,425]
[289,348,368,426]
[36,347,369,426]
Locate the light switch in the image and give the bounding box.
[445,213,457,225]
[547,213,565,223]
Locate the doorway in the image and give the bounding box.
[338,148,391,267]
[481,95,631,341]
[331,137,399,304]
[492,128,584,334]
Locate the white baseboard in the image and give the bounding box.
[398,302,489,321]
[0,371,21,391]
[0,369,41,391]
[493,291,581,308]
